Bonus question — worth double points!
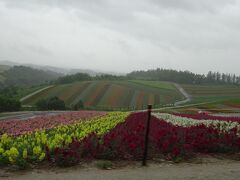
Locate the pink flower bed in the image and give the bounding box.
[0,111,107,136]
[173,113,240,122]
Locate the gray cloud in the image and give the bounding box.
[0,0,240,75]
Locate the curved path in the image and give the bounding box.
[20,85,54,102]
[174,83,191,106]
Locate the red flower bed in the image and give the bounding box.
[173,113,240,122]
[0,111,106,136]
[49,112,240,164]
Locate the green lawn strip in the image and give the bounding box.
[70,82,98,106]
[135,91,145,109]
[83,82,106,107]
[97,84,114,108]
[105,84,128,108]
[186,96,238,105]
[154,94,160,106]
[129,90,139,109]
[67,82,91,105]
[129,80,176,90]
[96,84,122,109]
[47,84,71,100]
[116,80,183,103]
[147,93,155,105]
[182,84,240,96]
[89,83,111,107]
[121,89,135,109]
[57,82,84,104]
[114,87,131,109]
[84,82,111,107]
[142,93,149,107]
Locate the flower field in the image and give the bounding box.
[21,80,183,110]
[0,111,107,136]
[1,111,240,168]
[153,113,240,134]
[173,113,240,122]
[0,112,128,166]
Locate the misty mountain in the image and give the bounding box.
[0,65,62,88]
[0,60,122,76]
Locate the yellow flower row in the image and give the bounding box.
[0,112,129,165]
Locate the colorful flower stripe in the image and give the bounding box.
[153,113,240,135]
[0,111,107,136]
[50,112,240,163]
[0,112,129,165]
[173,113,240,122]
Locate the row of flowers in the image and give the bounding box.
[0,111,107,136]
[0,112,129,167]
[173,113,240,122]
[153,113,240,135]
[48,112,240,166]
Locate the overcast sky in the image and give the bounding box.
[0,0,240,74]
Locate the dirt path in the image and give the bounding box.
[174,83,192,106]
[20,85,54,102]
[0,111,66,121]
[1,158,240,180]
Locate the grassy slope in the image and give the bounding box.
[182,84,240,96]
[129,80,176,90]
[22,80,183,110]
[174,84,240,113]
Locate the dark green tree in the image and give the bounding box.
[35,96,66,111]
[0,96,21,112]
[72,100,84,110]
[35,99,48,111]
[48,97,66,110]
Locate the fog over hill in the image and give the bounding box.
[0,1,240,75]
[0,60,124,76]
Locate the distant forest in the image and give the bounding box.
[127,68,240,85]
[1,65,240,88]
[55,68,240,85]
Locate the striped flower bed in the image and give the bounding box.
[153,113,240,135]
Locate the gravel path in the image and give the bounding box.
[20,85,54,102]
[1,158,240,180]
[174,83,192,106]
[0,111,66,121]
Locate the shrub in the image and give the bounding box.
[0,96,21,112]
[95,160,113,170]
[72,100,84,110]
[35,96,66,110]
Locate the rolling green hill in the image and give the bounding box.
[181,84,240,105]
[22,80,184,110]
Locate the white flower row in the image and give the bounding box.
[152,113,240,135]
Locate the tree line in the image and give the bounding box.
[127,68,240,85]
[55,73,126,84]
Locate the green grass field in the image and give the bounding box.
[182,84,240,97]
[166,84,240,114]
[22,80,184,110]
[181,84,240,104]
